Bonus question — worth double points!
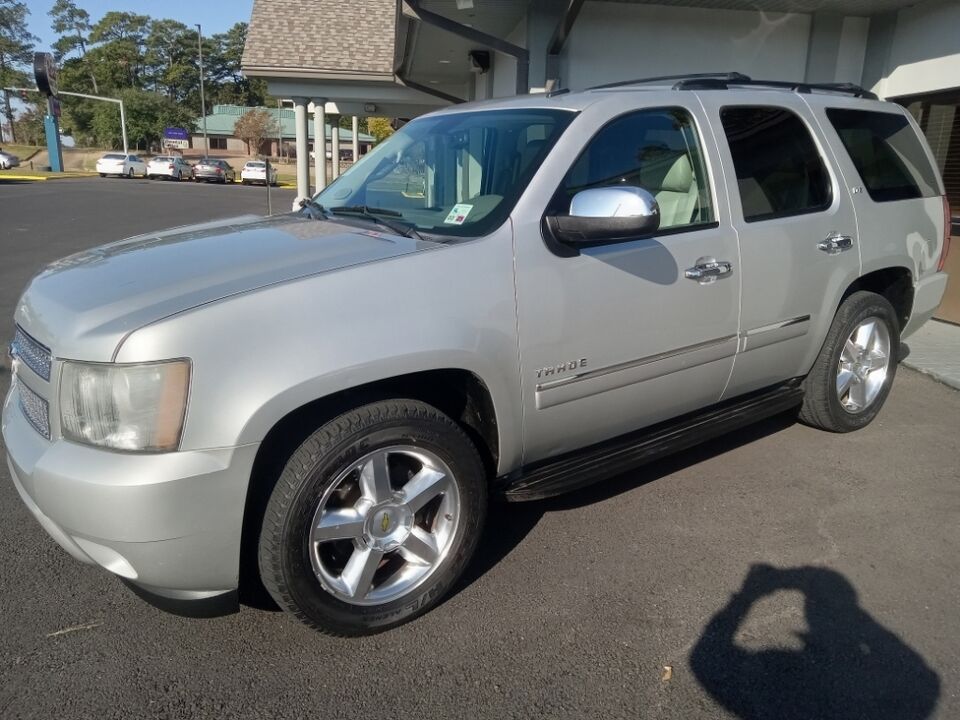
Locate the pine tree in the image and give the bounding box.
[0,0,37,142]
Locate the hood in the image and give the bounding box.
[15,213,442,361]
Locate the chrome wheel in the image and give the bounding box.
[308,445,460,606]
[837,317,891,413]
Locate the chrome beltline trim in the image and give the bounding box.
[536,334,739,392]
[744,314,811,337]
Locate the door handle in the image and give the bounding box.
[685,257,733,285]
[818,232,854,254]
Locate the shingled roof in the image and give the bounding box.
[242,0,397,77]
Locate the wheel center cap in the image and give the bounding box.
[364,503,414,551]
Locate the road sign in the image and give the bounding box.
[164,138,189,149]
[34,53,58,97]
[163,127,189,141]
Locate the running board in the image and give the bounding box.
[498,381,804,502]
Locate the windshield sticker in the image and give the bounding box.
[444,204,473,225]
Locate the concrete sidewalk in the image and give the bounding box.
[904,319,960,390]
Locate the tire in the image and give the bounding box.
[242,179,249,185]
[99,173,106,177]
[127,168,133,178]
[799,290,900,433]
[258,399,487,636]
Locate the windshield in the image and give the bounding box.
[247,162,265,168]
[103,154,125,160]
[153,156,172,162]
[313,108,576,236]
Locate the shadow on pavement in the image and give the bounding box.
[452,409,799,599]
[690,564,940,720]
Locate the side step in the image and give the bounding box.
[498,381,804,502]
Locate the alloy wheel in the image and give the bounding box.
[308,445,460,606]
[837,316,891,413]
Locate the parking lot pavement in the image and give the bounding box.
[2,178,960,719]
[0,177,295,345]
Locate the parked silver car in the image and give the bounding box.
[0,148,20,170]
[192,158,236,183]
[4,74,950,636]
[147,155,192,181]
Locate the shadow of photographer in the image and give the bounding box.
[690,564,940,720]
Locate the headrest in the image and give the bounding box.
[639,152,694,194]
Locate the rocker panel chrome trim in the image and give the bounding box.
[740,314,811,352]
[535,335,738,410]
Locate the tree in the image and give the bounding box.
[89,11,149,88]
[91,87,193,150]
[49,0,97,91]
[234,107,277,155]
[12,101,44,145]
[367,117,394,144]
[0,0,37,142]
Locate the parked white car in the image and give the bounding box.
[240,160,278,185]
[0,149,20,169]
[96,153,147,178]
[146,156,192,181]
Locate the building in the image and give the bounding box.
[242,0,960,320]
[190,104,375,158]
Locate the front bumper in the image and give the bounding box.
[3,383,259,607]
[903,272,949,338]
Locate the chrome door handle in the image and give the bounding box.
[818,233,854,254]
[685,257,733,284]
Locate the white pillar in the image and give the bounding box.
[330,114,341,180]
[293,97,310,203]
[313,99,327,193]
[352,115,360,162]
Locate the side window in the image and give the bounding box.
[549,108,714,230]
[720,106,831,222]
[826,108,940,202]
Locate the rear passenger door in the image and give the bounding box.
[811,100,946,296]
[697,92,862,398]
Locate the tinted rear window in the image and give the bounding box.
[826,108,940,202]
[103,154,125,160]
[720,106,832,222]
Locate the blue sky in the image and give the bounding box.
[24,0,254,52]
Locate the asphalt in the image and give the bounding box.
[1,178,959,720]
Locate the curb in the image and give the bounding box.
[902,360,960,391]
[0,172,97,181]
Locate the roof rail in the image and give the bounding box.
[587,72,878,100]
[588,72,750,91]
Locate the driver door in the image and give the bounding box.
[511,102,742,463]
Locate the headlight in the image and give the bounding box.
[59,359,191,452]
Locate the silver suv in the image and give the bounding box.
[4,74,951,636]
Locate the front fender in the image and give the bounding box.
[114,226,523,474]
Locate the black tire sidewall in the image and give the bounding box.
[820,293,900,431]
[264,404,486,635]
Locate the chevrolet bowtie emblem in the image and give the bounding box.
[380,512,390,533]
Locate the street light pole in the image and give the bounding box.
[196,23,208,156]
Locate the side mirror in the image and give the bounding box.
[546,186,660,246]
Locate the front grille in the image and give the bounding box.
[16,377,50,439]
[11,326,51,381]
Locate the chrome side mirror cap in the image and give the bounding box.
[546,186,661,247]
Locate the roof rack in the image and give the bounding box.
[589,72,750,91]
[587,72,878,100]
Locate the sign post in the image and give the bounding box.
[34,52,63,173]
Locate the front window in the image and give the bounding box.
[313,108,576,237]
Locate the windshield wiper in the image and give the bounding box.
[298,197,328,219]
[328,205,423,240]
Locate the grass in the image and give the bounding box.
[0,144,43,160]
